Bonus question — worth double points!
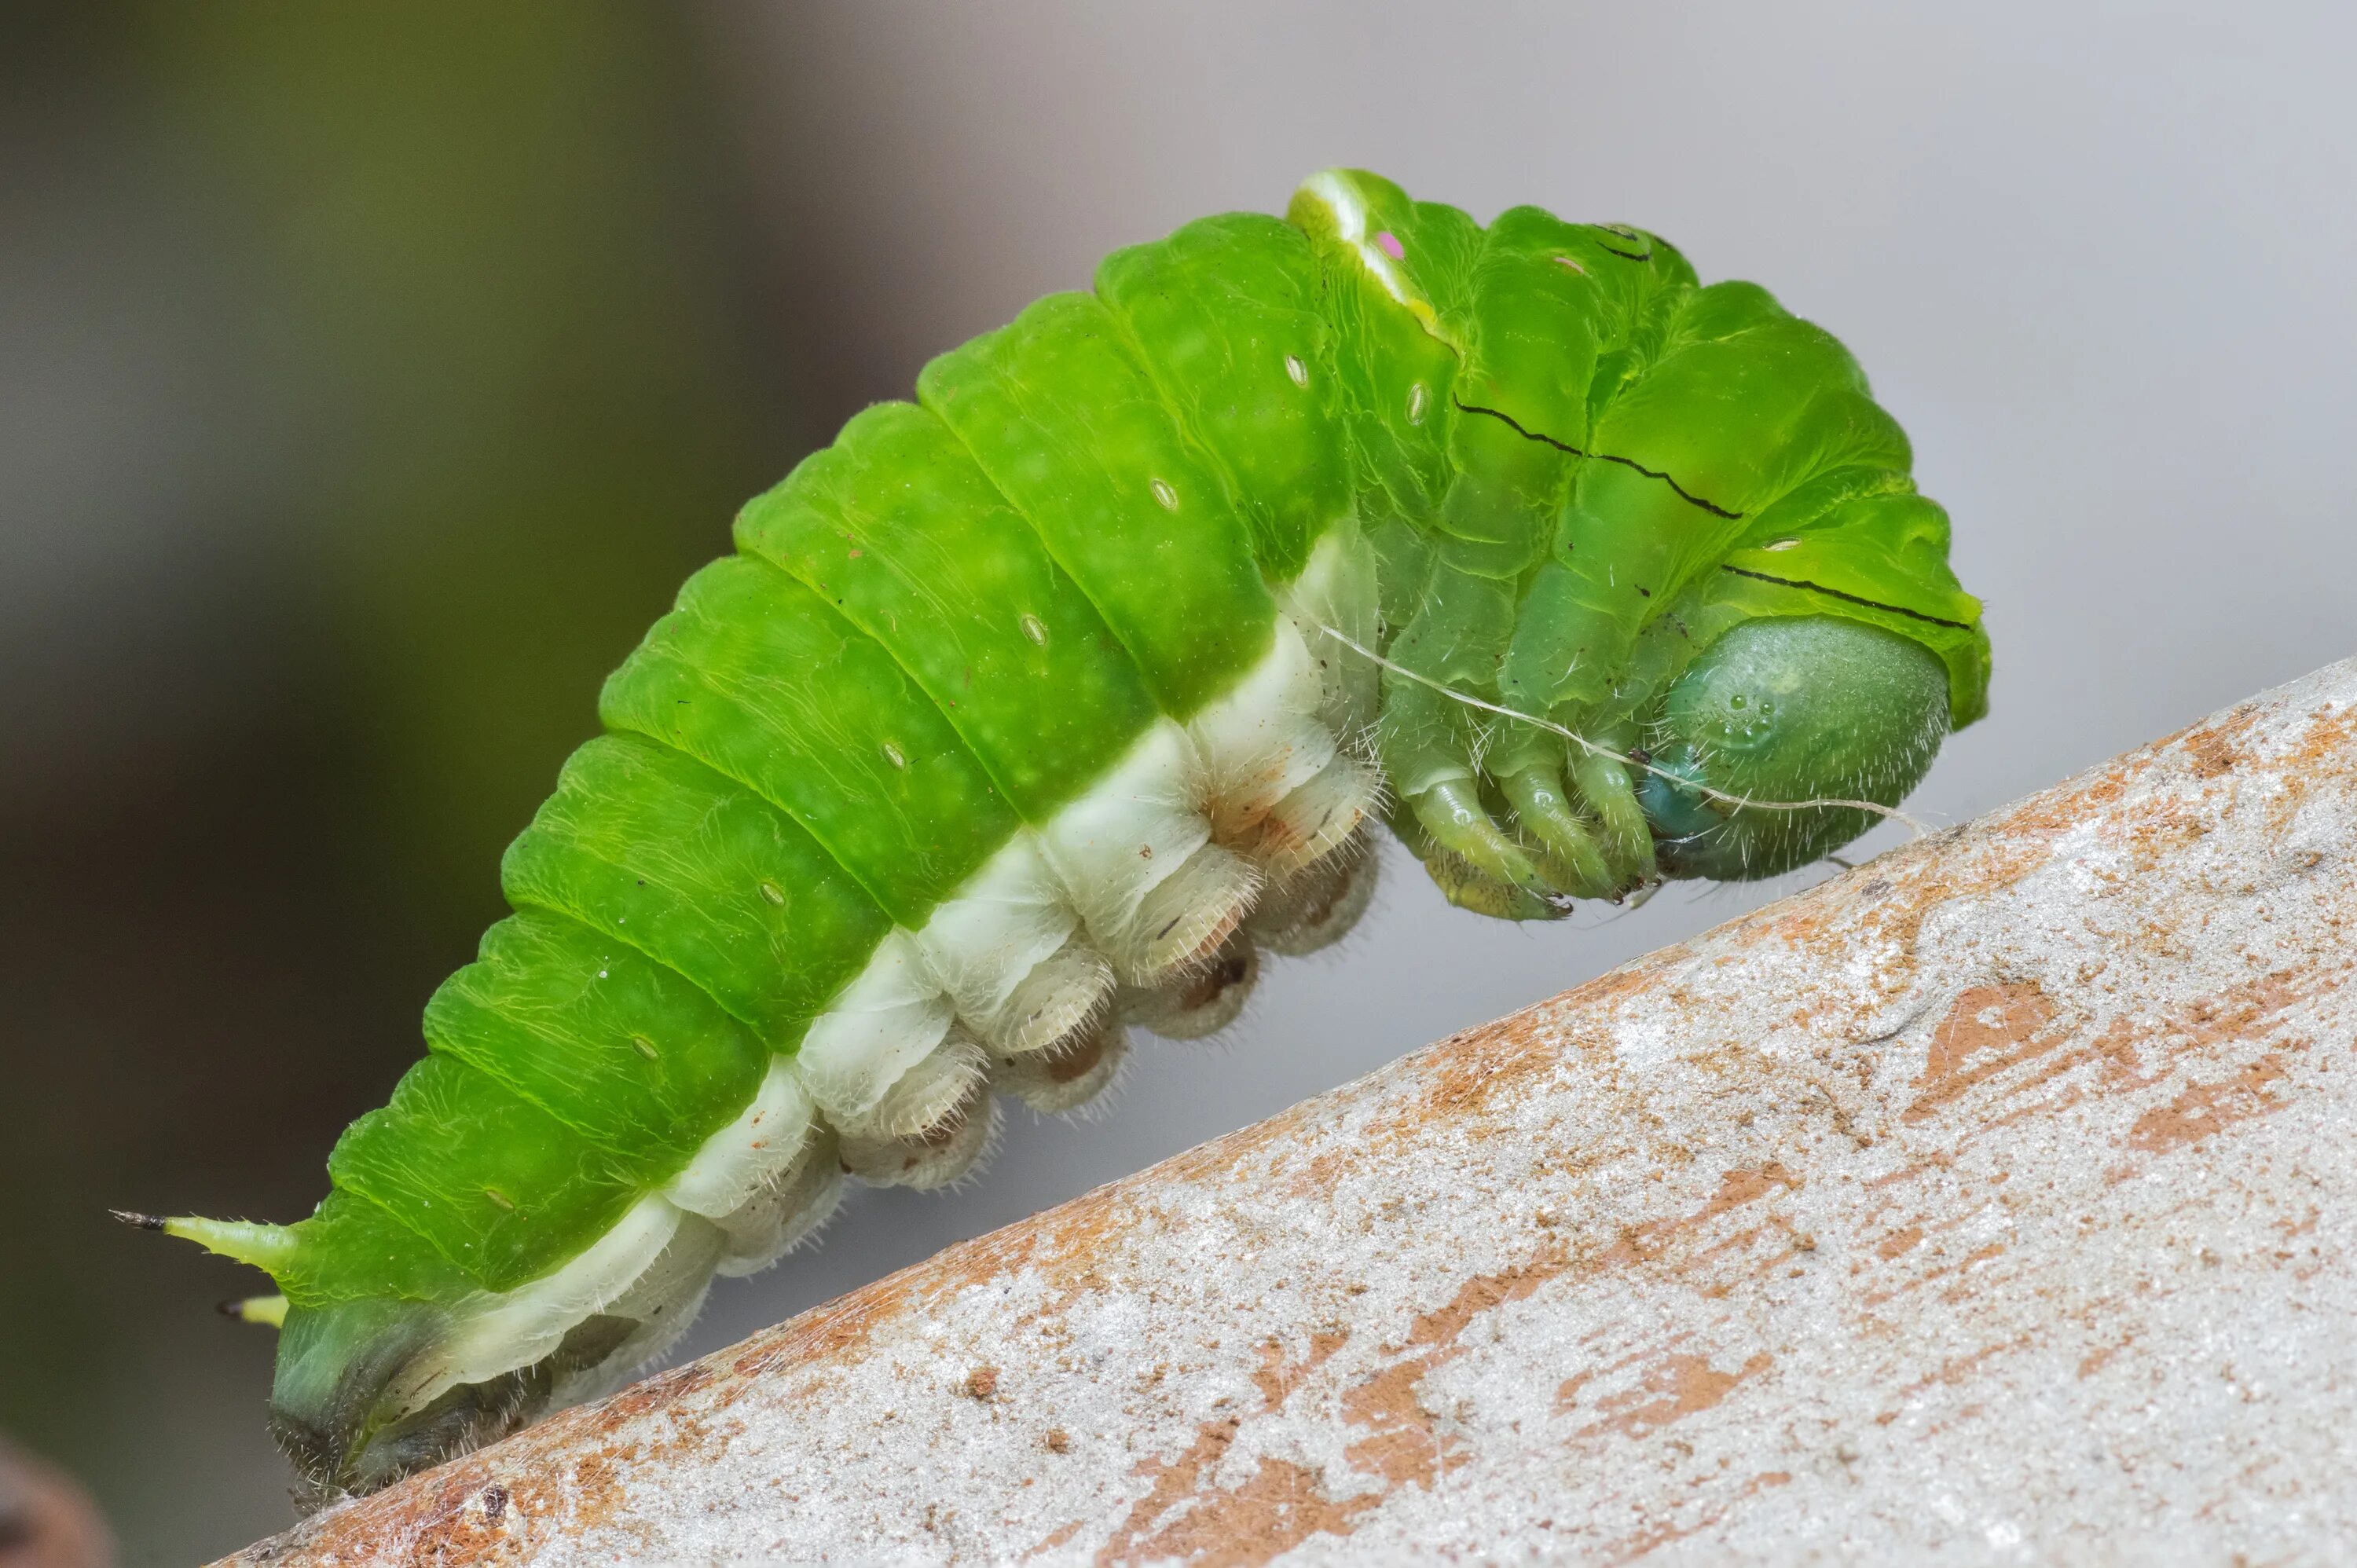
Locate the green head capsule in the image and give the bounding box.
[1637,617,1952,881]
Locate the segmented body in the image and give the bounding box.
[150,170,1988,1498]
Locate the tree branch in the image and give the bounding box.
[229,656,2357,1564]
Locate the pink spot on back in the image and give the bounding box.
[1375,230,1405,261]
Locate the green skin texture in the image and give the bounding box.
[195,172,1988,1494]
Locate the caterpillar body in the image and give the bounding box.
[137,170,1989,1501]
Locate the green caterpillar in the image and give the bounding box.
[130,170,1988,1503]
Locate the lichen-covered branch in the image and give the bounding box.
[229,658,2357,1564]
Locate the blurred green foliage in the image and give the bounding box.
[2,3,802,1555]
[144,1,794,918]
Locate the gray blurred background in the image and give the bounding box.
[4,2,2351,1558]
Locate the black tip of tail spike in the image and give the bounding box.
[216,1298,246,1317]
[111,1209,167,1231]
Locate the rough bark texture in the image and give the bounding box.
[227,658,2357,1565]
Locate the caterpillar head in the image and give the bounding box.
[1636,616,1951,881]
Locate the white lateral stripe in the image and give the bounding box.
[665,1057,816,1221]
[549,1216,725,1410]
[908,834,1082,1026]
[1033,721,1211,941]
[1281,521,1382,738]
[404,1193,685,1413]
[711,1130,841,1278]
[1260,753,1382,874]
[1186,617,1337,840]
[794,930,956,1119]
[804,571,1381,1109]
[828,1030,989,1143]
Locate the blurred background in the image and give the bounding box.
[4,2,2352,1558]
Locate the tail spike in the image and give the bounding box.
[117,1210,300,1277]
[218,1295,290,1328]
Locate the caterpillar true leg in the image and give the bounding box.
[1568,738,1659,888]
[1408,778,1569,911]
[1497,763,1617,899]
